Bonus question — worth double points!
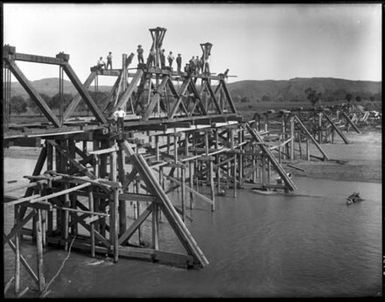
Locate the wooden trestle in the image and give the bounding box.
[3,27,302,296]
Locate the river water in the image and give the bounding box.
[3,156,382,297]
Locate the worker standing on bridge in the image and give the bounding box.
[97,57,106,70]
[148,48,156,67]
[160,49,166,69]
[189,56,196,74]
[137,45,144,64]
[167,51,175,69]
[195,56,202,74]
[106,52,112,69]
[176,54,182,73]
[113,107,126,132]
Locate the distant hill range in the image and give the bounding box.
[228,77,381,103]
[10,78,111,98]
[10,77,381,102]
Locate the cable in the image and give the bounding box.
[40,235,76,298]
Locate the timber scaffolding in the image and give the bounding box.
[251,103,372,163]
[3,27,298,296]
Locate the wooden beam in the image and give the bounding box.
[6,60,60,127]
[142,75,169,120]
[47,140,96,178]
[120,141,209,267]
[13,52,64,65]
[340,111,360,134]
[169,77,191,119]
[118,204,153,245]
[293,115,329,160]
[63,71,97,120]
[204,79,222,114]
[112,69,144,114]
[219,79,237,114]
[62,63,107,124]
[246,123,297,191]
[323,112,350,144]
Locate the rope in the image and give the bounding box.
[40,235,76,298]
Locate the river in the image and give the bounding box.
[3,156,382,297]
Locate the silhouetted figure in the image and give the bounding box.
[113,107,126,132]
[137,45,144,64]
[106,52,112,69]
[176,54,182,73]
[167,51,175,69]
[160,49,166,69]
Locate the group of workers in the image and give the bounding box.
[97,46,209,75]
[97,52,113,70]
[137,45,208,74]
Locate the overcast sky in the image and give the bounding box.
[3,3,382,85]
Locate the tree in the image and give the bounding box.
[304,88,322,107]
[261,95,271,102]
[355,96,362,103]
[50,93,73,110]
[25,93,51,113]
[345,93,353,104]
[369,96,375,102]
[240,96,250,103]
[10,95,27,114]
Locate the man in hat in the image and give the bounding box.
[97,57,106,70]
[106,52,113,69]
[160,49,166,69]
[113,107,126,132]
[189,56,196,74]
[167,51,175,69]
[137,45,144,64]
[176,54,182,73]
[195,56,202,74]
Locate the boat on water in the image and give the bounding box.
[346,192,364,205]
[251,187,277,195]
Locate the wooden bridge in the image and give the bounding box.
[3,27,299,297]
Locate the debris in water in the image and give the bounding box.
[346,192,364,205]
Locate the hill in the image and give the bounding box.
[227,77,381,103]
[10,78,111,98]
[10,77,381,104]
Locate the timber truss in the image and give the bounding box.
[3,27,300,296]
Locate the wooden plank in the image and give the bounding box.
[28,183,91,204]
[88,145,119,155]
[35,210,45,291]
[14,52,63,65]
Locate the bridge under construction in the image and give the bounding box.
[3,27,365,297]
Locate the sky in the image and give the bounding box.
[3,3,382,85]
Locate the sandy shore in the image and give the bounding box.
[290,128,381,183]
[3,128,381,184]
